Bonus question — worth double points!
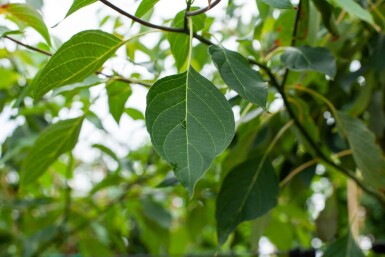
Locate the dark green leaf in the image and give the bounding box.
[0,3,51,45]
[259,0,293,9]
[21,117,84,186]
[31,30,123,99]
[312,0,339,36]
[216,157,279,244]
[337,111,385,191]
[141,198,172,228]
[281,46,336,78]
[65,0,97,18]
[107,80,132,124]
[323,232,365,257]
[209,45,268,108]
[145,66,235,194]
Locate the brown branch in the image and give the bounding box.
[186,0,222,16]
[4,35,52,56]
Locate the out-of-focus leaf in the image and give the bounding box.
[125,107,144,120]
[145,66,235,195]
[209,45,268,108]
[0,3,51,45]
[330,0,376,28]
[21,117,84,186]
[259,0,293,9]
[31,30,123,99]
[323,232,365,257]
[65,0,97,18]
[312,0,339,36]
[134,0,159,19]
[106,80,132,124]
[0,68,19,89]
[0,26,21,38]
[337,111,385,191]
[281,46,336,78]
[216,156,279,244]
[141,198,172,228]
[316,194,338,242]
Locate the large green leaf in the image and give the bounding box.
[0,3,50,45]
[167,9,206,71]
[337,111,385,191]
[65,0,97,18]
[216,157,279,244]
[281,46,336,78]
[106,80,132,124]
[330,0,376,27]
[31,30,123,99]
[135,0,159,19]
[323,232,365,257]
[145,66,235,194]
[21,117,84,187]
[259,0,293,9]
[209,45,268,108]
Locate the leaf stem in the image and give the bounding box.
[187,16,194,68]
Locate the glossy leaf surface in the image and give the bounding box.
[209,45,268,108]
[146,66,235,194]
[31,30,123,99]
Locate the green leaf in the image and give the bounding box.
[135,0,159,19]
[312,0,339,36]
[323,232,365,257]
[106,80,132,124]
[0,3,51,45]
[330,0,376,27]
[209,45,268,108]
[167,9,206,71]
[259,0,293,9]
[65,0,97,18]
[31,30,123,100]
[21,117,84,187]
[125,107,144,120]
[337,111,385,191]
[0,67,19,89]
[145,66,235,194]
[216,157,279,244]
[281,46,336,78]
[141,198,172,228]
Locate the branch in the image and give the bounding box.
[186,0,222,16]
[98,0,184,33]
[281,0,302,90]
[4,35,52,56]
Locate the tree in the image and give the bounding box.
[0,0,385,256]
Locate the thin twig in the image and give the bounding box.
[4,35,52,56]
[186,0,222,16]
[98,0,184,32]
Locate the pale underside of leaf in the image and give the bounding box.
[146,66,235,194]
